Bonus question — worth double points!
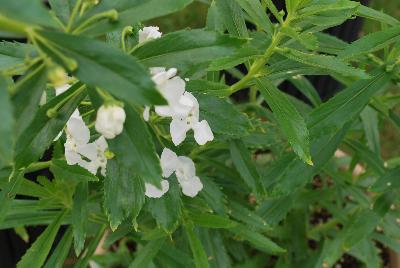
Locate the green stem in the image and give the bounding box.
[75,225,107,268]
[72,9,118,35]
[121,26,133,53]
[47,84,86,117]
[25,161,52,173]
[66,0,83,32]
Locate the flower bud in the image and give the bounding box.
[95,105,126,139]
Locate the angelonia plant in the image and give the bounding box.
[0,0,399,267]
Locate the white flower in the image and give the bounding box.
[150,67,192,118]
[55,84,71,96]
[170,92,214,146]
[145,180,170,198]
[138,26,162,44]
[161,148,203,198]
[95,105,126,139]
[64,112,108,176]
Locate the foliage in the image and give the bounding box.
[0,0,400,267]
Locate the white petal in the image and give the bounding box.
[160,148,178,178]
[67,116,90,144]
[138,26,162,44]
[39,91,47,106]
[176,156,196,180]
[145,180,170,198]
[143,106,150,121]
[65,149,82,165]
[77,143,98,161]
[180,176,203,198]
[95,136,108,151]
[170,118,190,146]
[193,120,214,145]
[154,105,174,117]
[95,105,126,140]
[55,84,70,96]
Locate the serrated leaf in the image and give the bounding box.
[72,181,88,255]
[14,82,86,169]
[0,171,23,225]
[196,94,252,139]
[256,78,312,164]
[48,0,73,25]
[37,30,165,106]
[50,160,99,183]
[215,0,248,37]
[17,210,66,268]
[0,42,35,71]
[132,29,246,76]
[370,167,400,192]
[186,79,231,97]
[235,0,273,34]
[147,179,182,232]
[229,201,271,232]
[0,74,14,169]
[230,140,266,197]
[339,25,400,59]
[277,48,369,79]
[356,5,399,26]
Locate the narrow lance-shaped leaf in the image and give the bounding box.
[131,29,246,76]
[38,30,165,106]
[0,74,14,169]
[184,221,210,268]
[215,0,248,37]
[44,227,73,268]
[12,63,47,138]
[235,0,273,34]
[277,48,369,79]
[77,0,194,36]
[72,181,88,256]
[256,78,312,165]
[230,140,266,197]
[339,24,400,59]
[17,210,67,268]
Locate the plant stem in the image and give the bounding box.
[66,0,83,32]
[25,161,52,173]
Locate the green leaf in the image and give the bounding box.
[277,48,369,79]
[50,160,99,183]
[77,0,194,36]
[44,227,73,268]
[360,106,380,154]
[48,0,73,25]
[186,80,230,97]
[356,5,399,26]
[215,0,248,37]
[0,171,24,225]
[370,167,400,192]
[230,140,266,197]
[0,0,56,34]
[14,82,86,169]
[38,30,165,106]
[198,229,230,268]
[72,181,88,255]
[229,224,285,254]
[147,179,182,232]
[104,164,145,231]
[256,78,312,164]
[229,201,271,232]
[289,75,322,107]
[132,29,246,76]
[196,94,252,139]
[0,75,14,169]
[339,25,400,59]
[17,210,67,268]
[129,238,166,268]
[184,221,210,268]
[188,211,236,229]
[11,63,47,138]
[235,0,273,34]
[0,42,35,71]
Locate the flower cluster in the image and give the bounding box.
[139,26,214,198]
